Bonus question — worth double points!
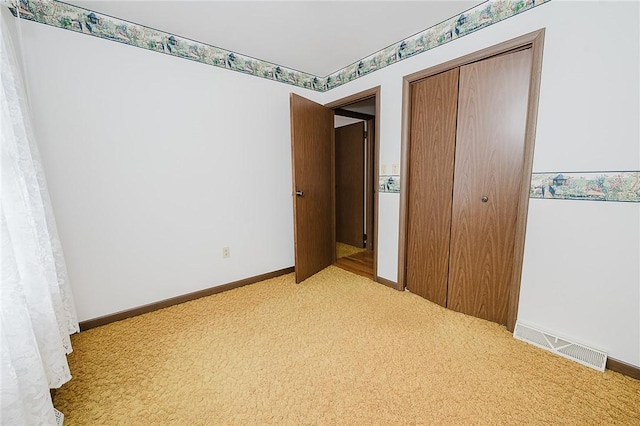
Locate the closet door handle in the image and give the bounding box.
[481,196,489,203]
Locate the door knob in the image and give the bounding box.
[294,190,304,197]
[481,196,489,203]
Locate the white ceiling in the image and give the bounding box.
[65,1,483,76]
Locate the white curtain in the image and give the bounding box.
[1,4,80,425]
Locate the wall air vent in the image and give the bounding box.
[514,322,607,372]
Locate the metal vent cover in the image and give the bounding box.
[514,322,607,371]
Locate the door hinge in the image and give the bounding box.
[364,131,368,138]
[364,233,367,242]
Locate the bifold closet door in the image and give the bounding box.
[406,68,459,307]
[446,49,533,324]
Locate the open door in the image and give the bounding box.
[289,93,335,283]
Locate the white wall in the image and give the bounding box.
[323,1,640,366]
[13,1,640,366]
[17,18,322,322]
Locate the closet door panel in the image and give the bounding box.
[406,68,459,306]
[447,49,533,324]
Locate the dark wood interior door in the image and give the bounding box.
[406,68,460,307]
[290,93,335,283]
[447,49,533,324]
[335,122,365,248]
[365,119,375,251]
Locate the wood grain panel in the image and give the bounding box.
[335,122,365,247]
[405,68,459,307]
[290,93,335,283]
[447,49,533,324]
[334,250,374,280]
[365,118,375,251]
[507,30,545,332]
[606,357,640,380]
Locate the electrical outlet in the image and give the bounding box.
[381,164,388,174]
[392,164,400,174]
[222,247,230,259]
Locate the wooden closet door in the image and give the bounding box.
[406,68,459,307]
[447,49,533,324]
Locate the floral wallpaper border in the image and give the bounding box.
[379,175,400,194]
[10,0,549,92]
[530,172,640,203]
[378,172,640,200]
[10,0,322,90]
[323,0,550,91]
[9,3,637,203]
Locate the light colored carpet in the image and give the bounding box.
[336,242,366,259]
[56,267,640,425]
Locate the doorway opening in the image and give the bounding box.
[326,89,380,280]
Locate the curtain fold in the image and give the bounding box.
[1,4,80,425]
